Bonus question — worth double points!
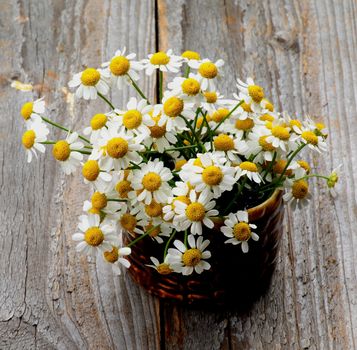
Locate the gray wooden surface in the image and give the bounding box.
[1,0,356,349]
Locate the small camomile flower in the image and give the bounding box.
[187,152,236,198]
[181,50,201,63]
[211,133,248,164]
[117,209,145,234]
[142,49,183,75]
[101,47,143,90]
[283,168,312,209]
[189,58,224,91]
[90,125,143,171]
[173,189,218,235]
[21,120,49,163]
[134,221,172,244]
[167,235,211,275]
[83,113,111,143]
[229,92,255,120]
[220,211,258,253]
[52,132,84,175]
[236,77,265,112]
[147,256,173,275]
[327,164,342,198]
[20,97,45,123]
[103,245,131,275]
[131,200,164,224]
[68,67,109,100]
[201,90,231,114]
[82,159,112,192]
[245,126,277,162]
[265,120,292,152]
[225,115,256,140]
[83,191,123,220]
[235,161,262,184]
[163,183,192,221]
[111,170,133,200]
[72,214,119,256]
[167,74,203,105]
[129,159,173,205]
[292,124,327,153]
[114,97,154,142]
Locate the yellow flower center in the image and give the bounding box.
[182,248,202,266]
[53,140,70,161]
[107,137,129,158]
[202,165,223,186]
[204,91,217,103]
[181,78,200,95]
[263,99,274,112]
[235,118,254,131]
[103,246,119,263]
[84,227,104,246]
[214,134,234,151]
[272,126,290,140]
[289,119,302,129]
[21,102,33,120]
[181,50,200,60]
[82,160,100,181]
[297,160,310,174]
[259,136,275,151]
[260,114,275,122]
[115,180,132,198]
[120,213,137,232]
[327,172,339,188]
[80,68,101,86]
[233,222,251,241]
[241,102,252,113]
[273,159,292,176]
[157,263,173,275]
[211,108,229,123]
[239,161,258,172]
[123,110,142,129]
[150,52,170,65]
[193,158,203,167]
[292,180,309,199]
[91,192,107,210]
[146,223,161,237]
[109,56,130,76]
[142,172,162,191]
[175,159,187,171]
[248,85,264,103]
[185,202,206,222]
[174,195,191,205]
[145,201,162,217]
[315,122,325,131]
[163,97,184,117]
[22,130,36,149]
[90,114,107,130]
[301,131,318,145]
[198,62,218,79]
[149,125,166,138]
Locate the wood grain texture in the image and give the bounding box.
[0,0,356,349]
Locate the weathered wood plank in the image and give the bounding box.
[158,0,357,349]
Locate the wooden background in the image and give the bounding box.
[1,0,356,349]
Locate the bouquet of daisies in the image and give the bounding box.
[19,48,340,276]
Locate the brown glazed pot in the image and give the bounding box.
[125,190,284,309]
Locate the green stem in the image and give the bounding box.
[127,225,160,248]
[127,74,150,103]
[40,141,56,145]
[212,100,244,133]
[159,70,163,102]
[298,174,330,181]
[184,230,188,248]
[163,229,177,259]
[184,66,190,78]
[179,115,206,152]
[98,92,115,110]
[107,198,127,202]
[41,116,91,144]
[72,149,91,155]
[262,151,277,181]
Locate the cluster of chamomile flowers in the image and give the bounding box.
[19,48,340,276]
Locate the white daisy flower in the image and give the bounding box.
[211,133,248,164]
[184,153,236,198]
[223,114,256,140]
[117,209,147,234]
[81,159,112,192]
[110,170,133,200]
[83,191,123,220]
[235,161,262,184]
[52,132,84,175]
[167,235,211,275]
[167,74,203,105]
[283,168,312,209]
[229,92,255,120]
[163,186,192,222]
[181,50,201,64]
[129,159,173,205]
[142,49,183,75]
[236,77,265,112]
[292,124,327,153]
[20,97,45,124]
[147,256,173,275]
[68,67,109,100]
[188,58,224,91]
[327,164,342,198]
[201,90,231,114]
[83,113,112,144]
[113,97,154,142]
[103,245,132,275]
[72,214,119,256]
[172,189,218,235]
[134,221,172,244]
[90,125,143,171]
[220,211,258,253]
[102,47,143,90]
[21,120,49,163]
[265,120,293,152]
